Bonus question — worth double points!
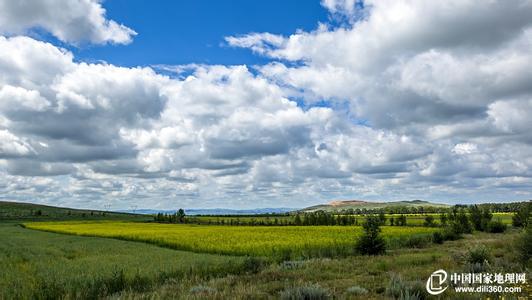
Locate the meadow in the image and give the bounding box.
[3,201,530,299]
[24,221,439,260]
[0,222,251,299]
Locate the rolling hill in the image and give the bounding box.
[0,201,149,221]
[301,199,450,212]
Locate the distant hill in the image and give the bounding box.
[121,207,297,216]
[0,201,149,221]
[301,199,449,212]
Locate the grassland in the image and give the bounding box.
[114,229,531,299]
[0,222,251,299]
[24,221,439,260]
[3,200,529,299]
[0,200,150,221]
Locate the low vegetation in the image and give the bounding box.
[2,200,530,298]
[0,223,249,299]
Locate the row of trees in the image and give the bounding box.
[338,201,530,216]
[153,202,531,228]
[153,209,186,223]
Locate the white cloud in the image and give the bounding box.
[0,0,136,45]
[1,1,532,208]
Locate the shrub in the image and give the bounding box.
[512,203,531,228]
[468,205,483,231]
[396,215,407,226]
[467,245,491,265]
[346,285,368,296]
[385,273,409,299]
[404,235,431,248]
[517,223,532,265]
[486,219,506,233]
[441,226,460,241]
[242,256,265,274]
[386,274,425,300]
[280,284,329,300]
[423,215,435,227]
[432,231,444,244]
[356,215,386,255]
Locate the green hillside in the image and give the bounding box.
[301,199,450,212]
[0,201,149,221]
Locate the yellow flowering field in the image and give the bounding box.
[24,221,439,259]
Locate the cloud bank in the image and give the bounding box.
[1,0,531,209]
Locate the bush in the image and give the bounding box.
[386,275,426,300]
[396,215,407,226]
[441,226,460,241]
[346,285,368,296]
[280,284,329,300]
[517,223,532,265]
[432,231,444,244]
[467,245,491,265]
[423,215,435,227]
[242,256,265,274]
[512,203,531,228]
[486,219,506,233]
[356,215,386,255]
[403,235,431,248]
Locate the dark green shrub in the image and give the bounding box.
[423,215,435,227]
[441,226,460,241]
[467,245,491,265]
[512,203,531,228]
[468,205,483,231]
[356,215,386,255]
[432,231,444,244]
[280,284,329,300]
[486,219,506,233]
[242,256,265,274]
[396,215,407,226]
[404,235,431,248]
[517,223,532,265]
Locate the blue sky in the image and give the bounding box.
[68,0,328,67]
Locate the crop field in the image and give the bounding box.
[0,223,249,299]
[24,221,439,259]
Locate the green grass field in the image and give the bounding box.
[0,222,249,299]
[116,230,531,299]
[24,221,439,259]
[2,201,530,299]
[0,201,150,221]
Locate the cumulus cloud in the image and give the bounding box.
[0,0,136,45]
[1,0,532,209]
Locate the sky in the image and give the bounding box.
[0,0,531,210]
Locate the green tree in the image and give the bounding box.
[356,215,386,255]
[177,208,186,223]
[396,214,407,226]
[294,214,302,226]
[378,212,386,225]
[469,205,483,231]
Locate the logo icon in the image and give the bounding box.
[426,269,448,295]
